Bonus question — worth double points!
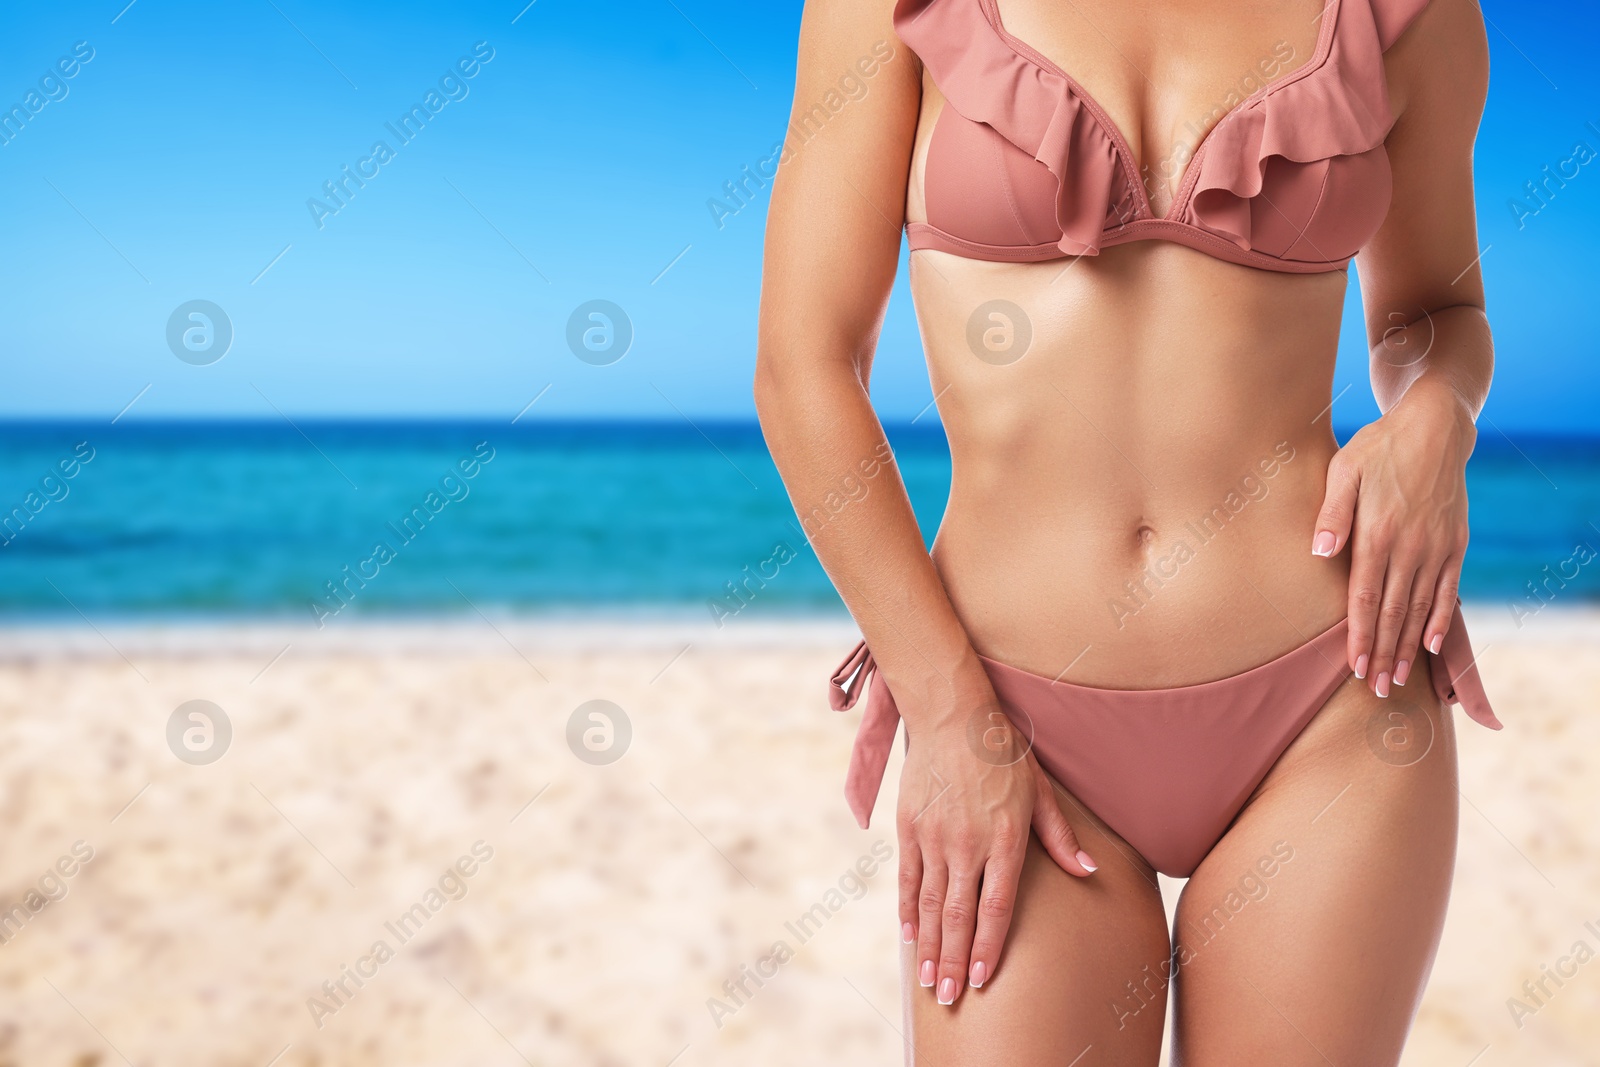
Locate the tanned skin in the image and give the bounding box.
[756,0,1490,1061]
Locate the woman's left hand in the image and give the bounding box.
[1311,380,1477,697]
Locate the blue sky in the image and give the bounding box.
[0,0,1596,431]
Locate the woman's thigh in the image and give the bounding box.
[905,781,1171,1066]
[1171,675,1460,1067]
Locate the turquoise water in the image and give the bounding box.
[1,420,1596,624]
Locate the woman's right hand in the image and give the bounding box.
[898,694,1097,1007]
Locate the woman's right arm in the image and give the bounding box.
[754,0,1095,1009]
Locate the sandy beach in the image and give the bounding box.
[0,604,1595,1067]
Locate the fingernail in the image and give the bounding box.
[902,922,915,944]
[920,960,934,988]
[969,961,987,988]
[1429,633,1443,655]
[938,977,956,1005]
[1312,531,1337,557]
[1076,849,1098,873]
[1394,659,1410,686]
[1354,654,1368,679]
[1376,671,1391,698]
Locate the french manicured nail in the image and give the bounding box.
[969,961,987,988]
[1376,671,1391,698]
[1312,531,1337,557]
[1354,654,1368,679]
[1429,633,1443,654]
[902,922,915,944]
[920,960,934,987]
[1076,849,1098,873]
[1394,659,1410,686]
[938,977,957,1005]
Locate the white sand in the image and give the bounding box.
[0,605,1594,1066]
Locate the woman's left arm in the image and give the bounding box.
[1313,0,1492,697]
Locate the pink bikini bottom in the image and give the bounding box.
[828,602,1499,877]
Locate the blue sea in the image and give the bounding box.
[1,420,1596,625]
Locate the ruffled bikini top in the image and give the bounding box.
[902,0,1430,272]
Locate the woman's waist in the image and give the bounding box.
[939,425,1335,534]
[929,457,1351,687]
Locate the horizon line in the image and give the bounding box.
[0,414,1595,444]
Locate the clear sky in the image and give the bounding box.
[1,0,1596,432]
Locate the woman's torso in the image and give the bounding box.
[906,0,1373,686]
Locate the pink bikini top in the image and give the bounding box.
[902,0,1430,272]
